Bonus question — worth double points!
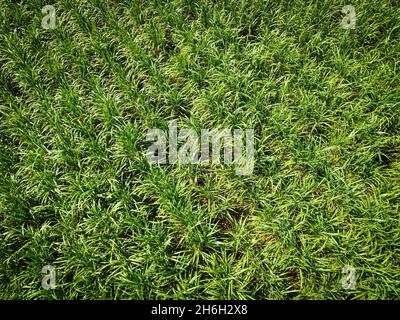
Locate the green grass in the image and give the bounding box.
[0,0,399,299]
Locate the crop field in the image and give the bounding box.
[0,0,399,299]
